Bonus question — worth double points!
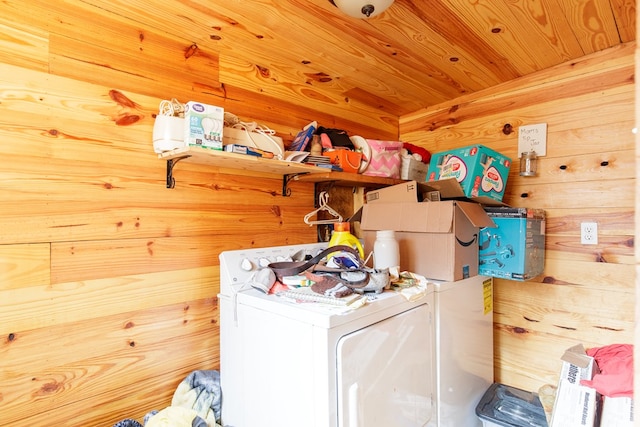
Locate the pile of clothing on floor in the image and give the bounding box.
[113,370,222,427]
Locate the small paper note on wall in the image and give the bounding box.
[518,123,547,156]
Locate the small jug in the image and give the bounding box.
[327,222,364,259]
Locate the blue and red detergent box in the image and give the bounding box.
[478,207,546,281]
[426,145,511,203]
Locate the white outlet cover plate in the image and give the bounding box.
[581,222,598,245]
[518,123,547,156]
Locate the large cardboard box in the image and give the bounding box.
[479,207,546,281]
[427,145,512,204]
[550,344,600,427]
[360,200,495,281]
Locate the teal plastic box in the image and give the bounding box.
[478,207,546,281]
[427,145,512,203]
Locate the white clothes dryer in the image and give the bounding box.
[219,242,435,427]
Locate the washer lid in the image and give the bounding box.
[234,288,427,329]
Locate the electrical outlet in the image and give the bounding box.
[581,222,598,245]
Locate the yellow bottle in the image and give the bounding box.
[327,222,364,259]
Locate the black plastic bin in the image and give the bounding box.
[475,383,548,427]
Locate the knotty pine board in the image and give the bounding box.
[2,265,218,333]
[399,44,635,392]
[493,275,634,391]
[50,229,321,285]
[0,62,317,248]
[503,178,635,209]
[0,13,317,424]
[400,42,635,131]
[0,0,632,117]
[4,0,398,138]
[0,243,50,289]
[2,298,218,426]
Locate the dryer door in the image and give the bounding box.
[336,303,434,426]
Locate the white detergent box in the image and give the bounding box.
[550,344,600,427]
[184,101,224,150]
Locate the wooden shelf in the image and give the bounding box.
[159,146,405,194]
[291,171,405,188]
[160,146,327,176]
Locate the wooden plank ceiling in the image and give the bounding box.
[46,0,635,117]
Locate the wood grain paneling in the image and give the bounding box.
[0,3,320,424]
[0,0,636,424]
[1,298,218,426]
[2,0,632,117]
[0,243,50,289]
[401,42,635,392]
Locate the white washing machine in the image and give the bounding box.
[432,276,495,426]
[218,242,493,427]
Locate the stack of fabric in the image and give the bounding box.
[113,370,223,427]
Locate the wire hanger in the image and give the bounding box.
[304,191,343,226]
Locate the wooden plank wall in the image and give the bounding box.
[0,1,636,425]
[400,42,636,393]
[0,2,394,426]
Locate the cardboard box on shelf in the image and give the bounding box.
[550,344,600,427]
[365,178,508,206]
[427,145,512,204]
[184,101,224,150]
[360,199,495,281]
[365,180,426,204]
[479,207,546,281]
[401,155,429,181]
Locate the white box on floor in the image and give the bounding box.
[600,396,633,427]
[550,344,600,427]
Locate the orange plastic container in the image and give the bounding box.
[323,149,362,173]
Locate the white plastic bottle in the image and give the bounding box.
[373,230,400,270]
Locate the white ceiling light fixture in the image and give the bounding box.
[332,0,394,18]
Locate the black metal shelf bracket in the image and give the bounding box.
[282,172,310,196]
[166,155,191,188]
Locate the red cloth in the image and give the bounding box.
[402,142,431,164]
[580,344,633,397]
